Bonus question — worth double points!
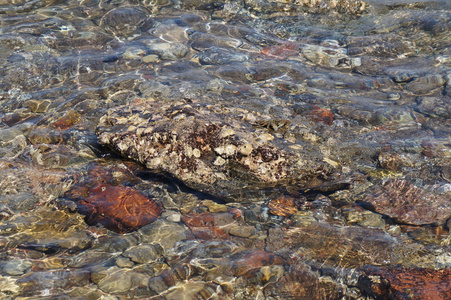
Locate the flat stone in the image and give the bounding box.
[98,267,133,293]
[2,259,32,275]
[229,225,256,238]
[123,244,163,264]
[138,219,190,250]
[201,200,228,212]
[116,257,135,268]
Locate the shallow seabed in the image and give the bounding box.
[0,0,450,298]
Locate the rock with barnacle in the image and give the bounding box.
[96,100,337,201]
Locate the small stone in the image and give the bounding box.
[23,99,51,113]
[2,259,32,275]
[165,212,182,223]
[387,225,402,235]
[139,219,189,250]
[98,267,132,293]
[201,200,228,213]
[116,257,135,268]
[229,225,256,238]
[345,208,385,229]
[123,244,163,264]
[387,93,401,101]
[213,156,226,166]
[143,54,159,63]
[238,143,253,155]
[258,133,274,141]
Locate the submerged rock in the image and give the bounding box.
[97,100,337,201]
[361,179,451,226]
[78,184,163,233]
[359,265,451,299]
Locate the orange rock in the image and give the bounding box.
[182,212,235,240]
[311,107,335,125]
[268,196,298,217]
[78,184,162,233]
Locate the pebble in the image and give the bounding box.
[138,219,190,250]
[2,259,32,276]
[115,257,135,268]
[98,267,133,293]
[123,244,163,264]
[201,200,228,212]
[229,225,256,238]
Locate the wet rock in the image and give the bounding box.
[164,282,220,300]
[361,178,451,225]
[267,196,299,217]
[284,222,425,267]
[0,276,19,295]
[415,96,451,119]
[50,110,81,130]
[343,206,385,229]
[404,74,445,94]
[182,212,236,239]
[243,0,367,15]
[266,262,344,299]
[97,101,336,201]
[98,267,149,294]
[100,7,151,38]
[147,42,190,60]
[2,259,32,276]
[359,265,451,299]
[138,219,190,250]
[146,264,196,295]
[231,250,285,277]
[77,184,162,233]
[229,225,256,238]
[197,48,248,65]
[201,200,228,213]
[17,269,90,296]
[302,42,356,68]
[262,42,299,59]
[123,244,164,264]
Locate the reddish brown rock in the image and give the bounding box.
[231,250,285,277]
[78,184,162,233]
[261,42,299,59]
[360,266,451,300]
[182,212,235,240]
[310,107,335,125]
[65,161,142,201]
[51,110,81,130]
[363,179,451,225]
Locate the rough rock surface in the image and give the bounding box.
[97,101,337,201]
[361,179,451,225]
[359,265,451,299]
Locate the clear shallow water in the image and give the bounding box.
[0,0,450,299]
